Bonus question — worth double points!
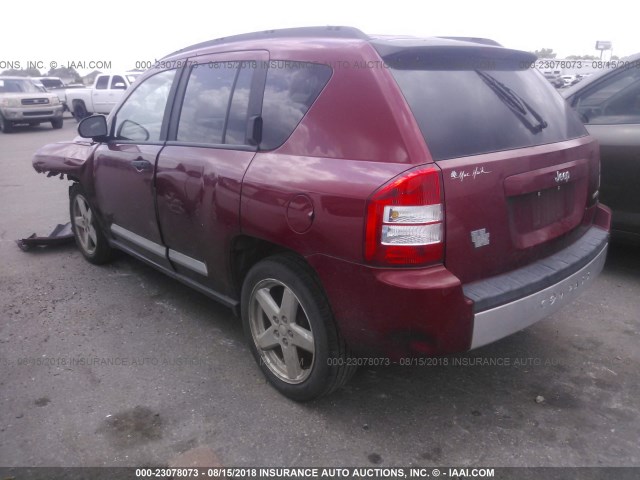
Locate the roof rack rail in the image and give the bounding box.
[164,26,369,59]
[437,37,502,47]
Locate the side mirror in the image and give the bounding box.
[113,82,127,89]
[78,115,109,141]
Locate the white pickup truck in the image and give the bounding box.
[66,72,140,120]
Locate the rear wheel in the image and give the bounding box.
[241,254,355,401]
[69,184,112,264]
[51,118,63,129]
[73,102,89,122]
[0,114,14,133]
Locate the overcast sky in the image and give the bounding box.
[1,0,635,75]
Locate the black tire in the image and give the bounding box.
[73,101,89,122]
[69,184,112,264]
[241,254,356,401]
[0,114,14,133]
[51,118,63,129]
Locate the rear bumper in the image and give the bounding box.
[468,233,607,349]
[464,204,610,349]
[308,204,611,358]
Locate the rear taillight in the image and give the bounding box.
[365,166,444,266]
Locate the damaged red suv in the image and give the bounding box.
[33,27,611,401]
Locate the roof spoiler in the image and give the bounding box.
[437,37,502,47]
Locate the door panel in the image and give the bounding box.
[156,50,267,295]
[92,68,178,267]
[156,146,257,292]
[570,65,640,235]
[92,76,110,112]
[94,144,164,239]
[586,124,640,234]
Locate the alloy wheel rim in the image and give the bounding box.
[249,279,315,384]
[73,195,98,255]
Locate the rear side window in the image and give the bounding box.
[260,62,332,150]
[177,61,256,145]
[225,64,254,145]
[111,75,126,89]
[387,53,587,160]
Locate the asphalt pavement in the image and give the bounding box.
[1,120,639,469]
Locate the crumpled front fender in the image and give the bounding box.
[32,139,99,180]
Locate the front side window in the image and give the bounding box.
[574,67,640,125]
[260,62,332,150]
[113,69,176,142]
[95,76,109,90]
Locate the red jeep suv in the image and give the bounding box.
[33,27,611,401]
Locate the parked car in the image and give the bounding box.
[33,27,611,401]
[0,76,64,132]
[561,74,576,87]
[571,73,593,86]
[34,76,70,111]
[66,72,139,120]
[539,67,564,88]
[563,53,640,242]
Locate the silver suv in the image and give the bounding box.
[0,76,64,133]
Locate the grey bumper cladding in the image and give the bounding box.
[465,226,609,350]
[464,227,609,313]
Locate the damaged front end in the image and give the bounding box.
[32,139,98,182]
[21,138,99,251]
[16,223,74,251]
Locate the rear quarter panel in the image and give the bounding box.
[240,41,432,263]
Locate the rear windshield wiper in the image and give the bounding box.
[475,70,548,133]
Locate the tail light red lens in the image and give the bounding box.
[365,166,444,266]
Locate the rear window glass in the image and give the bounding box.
[387,55,587,160]
[260,62,332,150]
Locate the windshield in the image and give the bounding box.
[0,78,45,94]
[39,78,65,89]
[387,55,587,160]
[126,74,140,84]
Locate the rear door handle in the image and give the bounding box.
[131,158,152,171]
